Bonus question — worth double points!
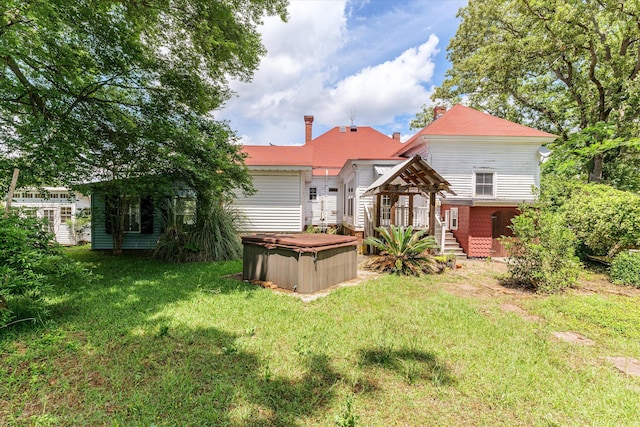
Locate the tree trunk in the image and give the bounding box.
[589,153,604,183]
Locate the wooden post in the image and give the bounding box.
[390,194,398,226]
[4,168,19,218]
[408,194,414,227]
[428,192,436,236]
[375,194,381,230]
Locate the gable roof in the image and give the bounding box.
[397,104,558,156]
[363,155,454,197]
[308,126,405,170]
[241,145,312,167]
[242,125,405,175]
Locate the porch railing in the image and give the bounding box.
[376,206,430,229]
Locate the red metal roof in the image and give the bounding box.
[242,126,404,175]
[397,104,558,155]
[242,145,312,167]
[308,126,404,170]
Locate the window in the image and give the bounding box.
[347,185,354,216]
[43,209,55,233]
[174,198,196,226]
[449,208,459,230]
[381,195,391,220]
[60,207,72,222]
[328,187,338,193]
[309,187,317,201]
[475,172,495,197]
[123,196,141,232]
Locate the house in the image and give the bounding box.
[396,105,557,257]
[90,192,160,250]
[239,116,407,235]
[237,105,557,258]
[9,187,91,245]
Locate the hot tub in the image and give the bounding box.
[242,233,358,293]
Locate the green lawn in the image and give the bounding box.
[2,247,640,426]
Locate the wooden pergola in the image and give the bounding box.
[362,155,454,236]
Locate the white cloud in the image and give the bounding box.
[218,1,456,145]
[321,35,439,126]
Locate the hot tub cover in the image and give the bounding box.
[242,233,357,253]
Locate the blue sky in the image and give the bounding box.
[218,0,468,145]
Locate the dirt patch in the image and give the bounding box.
[552,331,596,346]
[605,357,640,377]
[500,303,542,322]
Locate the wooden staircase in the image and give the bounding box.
[442,231,466,259]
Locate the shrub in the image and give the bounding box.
[0,213,88,326]
[563,183,640,257]
[153,201,243,262]
[363,226,438,276]
[610,252,640,288]
[501,207,581,293]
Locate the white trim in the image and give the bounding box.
[449,207,459,230]
[473,169,496,198]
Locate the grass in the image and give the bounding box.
[1,247,640,426]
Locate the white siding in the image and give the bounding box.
[355,167,375,229]
[428,138,540,202]
[234,172,304,232]
[307,176,339,227]
[12,189,91,245]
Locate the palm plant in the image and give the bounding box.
[363,225,439,275]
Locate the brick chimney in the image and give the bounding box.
[392,132,401,141]
[433,106,447,120]
[304,115,314,143]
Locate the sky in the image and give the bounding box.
[217,0,468,146]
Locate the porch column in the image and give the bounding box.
[375,194,381,229]
[428,192,436,235]
[389,194,398,226]
[408,194,414,227]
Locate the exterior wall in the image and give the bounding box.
[467,207,495,257]
[306,175,340,227]
[91,194,161,250]
[12,189,91,245]
[425,137,542,203]
[442,204,517,258]
[339,160,403,231]
[234,171,305,232]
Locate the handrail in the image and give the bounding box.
[434,215,447,255]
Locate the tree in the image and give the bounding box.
[0,0,286,187]
[1,0,287,253]
[425,0,640,186]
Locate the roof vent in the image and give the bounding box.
[339,126,346,133]
[350,125,357,132]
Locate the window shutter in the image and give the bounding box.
[141,196,154,234]
[104,194,116,234]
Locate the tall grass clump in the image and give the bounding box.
[364,225,438,275]
[153,200,243,263]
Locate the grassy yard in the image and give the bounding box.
[2,248,640,426]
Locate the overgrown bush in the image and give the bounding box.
[501,207,581,293]
[363,226,438,276]
[563,183,640,257]
[0,213,88,326]
[153,201,243,262]
[610,252,640,288]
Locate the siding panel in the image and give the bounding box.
[428,139,540,201]
[234,173,303,232]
